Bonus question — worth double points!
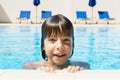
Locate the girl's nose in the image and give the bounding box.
[56,40,64,51]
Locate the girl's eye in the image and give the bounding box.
[63,39,71,44]
[64,39,70,41]
[48,38,56,43]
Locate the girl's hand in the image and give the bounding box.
[65,66,84,73]
[37,65,84,73]
[36,66,56,72]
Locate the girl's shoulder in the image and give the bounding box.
[69,60,90,69]
[23,60,44,70]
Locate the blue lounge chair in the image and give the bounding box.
[98,11,115,24]
[17,10,31,24]
[41,10,52,19]
[40,10,52,23]
[75,11,90,24]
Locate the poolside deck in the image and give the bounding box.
[0,70,119,80]
[0,23,120,27]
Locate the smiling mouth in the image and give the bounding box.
[53,54,66,57]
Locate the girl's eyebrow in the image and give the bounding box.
[47,36,71,39]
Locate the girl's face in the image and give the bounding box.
[43,35,72,66]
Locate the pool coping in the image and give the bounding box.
[0,70,120,80]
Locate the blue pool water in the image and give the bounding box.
[0,25,120,70]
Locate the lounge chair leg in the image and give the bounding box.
[31,21,33,24]
[74,21,76,24]
[19,21,21,24]
[96,21,98,24]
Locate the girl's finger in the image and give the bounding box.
[75,66,80,72]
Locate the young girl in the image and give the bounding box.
[24,14,90,72]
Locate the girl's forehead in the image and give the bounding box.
[46,34,72,38]
[45,30,72,37]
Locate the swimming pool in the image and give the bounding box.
[0,25,120,70]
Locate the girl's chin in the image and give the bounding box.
[52,57,67,65]
[53,60,65,65]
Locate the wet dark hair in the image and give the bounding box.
[41,14,74,60]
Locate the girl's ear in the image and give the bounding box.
[43,46,45,50]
